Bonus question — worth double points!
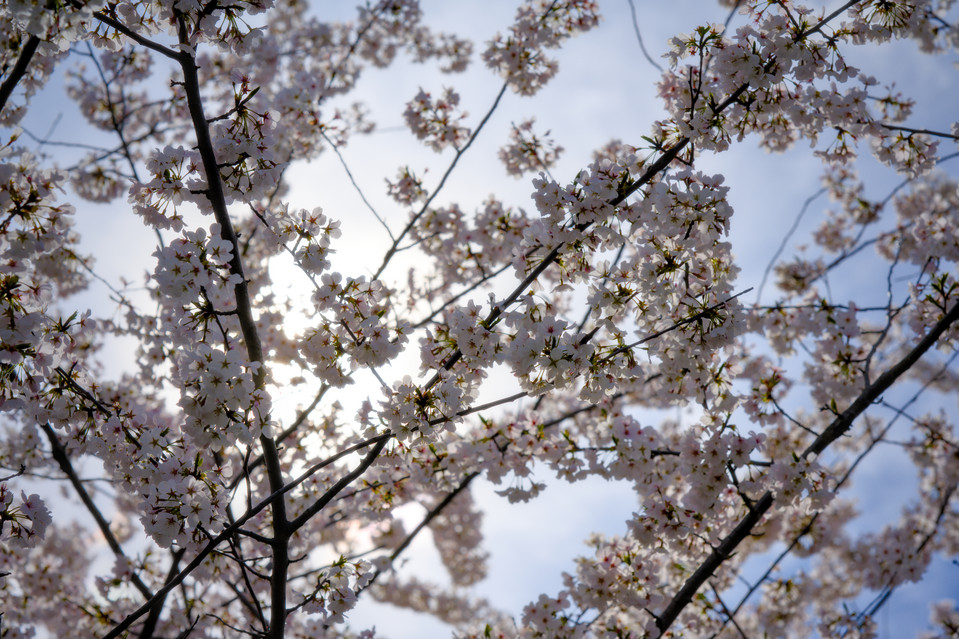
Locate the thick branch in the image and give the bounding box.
[656,491,774,633]
[174,16,289,637]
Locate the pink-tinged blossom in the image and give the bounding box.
[0,488,51,547]
[385,166,428,205]
[499,118,563,177]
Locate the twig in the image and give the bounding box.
[319,129,394,241]
[373,82,510,280]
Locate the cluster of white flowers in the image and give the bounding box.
[385,165,428,205]
[483,0,600,96]
[297,558,373,625]
[0,487,51,548]
[403,87,471,152]
[129,145,201,231]
[498,118,563,177]
[265,205,343,275]
[2,0,959,637]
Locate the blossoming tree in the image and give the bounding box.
[1,0,958,637]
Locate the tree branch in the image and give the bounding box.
[93,10,180,59]
[0,34,40,115]
[373,81,510,280]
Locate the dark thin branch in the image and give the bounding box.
[803,0,860,39]
[602,288,753,363]
[880,123,958,139]
[0,34,40,114]
[412,262,513,329]
[755,187,826,305]
[723,0,743,29]
[224,535,269,631]
[85,41,141,181]
[54,366,115,417]
[709,582,749,639]
[427,391,528,426]
[20,128,113,152]
[321,3,387,97]
[319,129,394,241]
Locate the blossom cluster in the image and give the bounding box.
[306,273,409,388]
[498,118,563,178]
[263,204,343,275]
[404,87,471,152]
[385,165,428,205]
